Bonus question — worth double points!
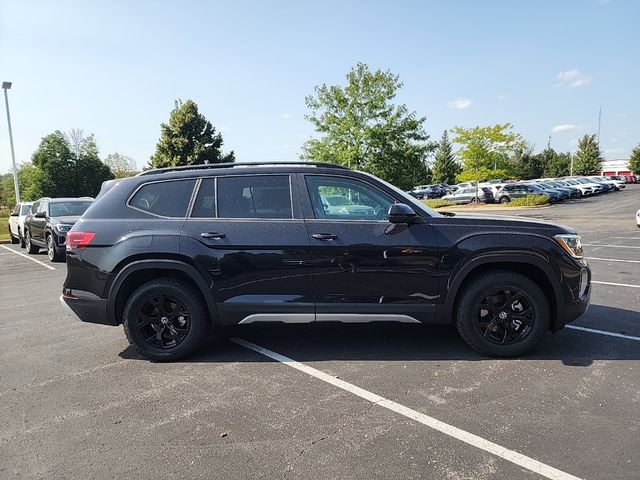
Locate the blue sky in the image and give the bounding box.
[1,0,638,173]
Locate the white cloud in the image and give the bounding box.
[552,124,579,133]
[283,144,289,149]
[556,69,591,88]
[498,94,510,101]
[615,112,628,117]
[448,99,473,110]
[219,125,230,131]
[282,113,290,119]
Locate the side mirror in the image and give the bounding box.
[388,203,418,224]
[10,212,18,217]
[34,211,46,219]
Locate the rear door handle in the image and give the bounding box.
[312,233,337,240]
[201,232,226,240]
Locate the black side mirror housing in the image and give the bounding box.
[388,203,418,224]
[34,211,46,219]
[10,212,18,217]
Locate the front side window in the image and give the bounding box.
[20,204,31,215]
[129,179,196,217]
[217,175,292,219]
[305,176,393,221]
[31,202,40,214]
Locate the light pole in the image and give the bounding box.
[2,81,20,203]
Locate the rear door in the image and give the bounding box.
[300,174,440,324]
[181,174,313,325]
[32,200,48,243]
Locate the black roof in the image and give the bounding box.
[137,161,349,177]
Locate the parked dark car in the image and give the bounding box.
[494,184,535,203]
[60,162,590,361]
[24,197,93,262]
[524,183,562,202]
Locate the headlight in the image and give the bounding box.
[53,224,72,233]
[554,234,583,259]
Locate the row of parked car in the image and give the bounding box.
[7,197,93,262]
[409,175,631,205]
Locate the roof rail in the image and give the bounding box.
[137,161,349,176]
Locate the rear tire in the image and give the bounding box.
[498,196,510,204]
[25,230,39,254]
[9,227,19,244]
[18,228,25,248]
[123,279,210,362]
[455,271,550,357]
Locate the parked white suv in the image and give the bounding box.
[7,202,33,248]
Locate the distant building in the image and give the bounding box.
[601,158,632,176]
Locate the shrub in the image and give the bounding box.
[423,199,455,209]
[506,194,549,207]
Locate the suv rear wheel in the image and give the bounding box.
[455,271,549,357]
[498,196,510,204]
[123,279,209,361]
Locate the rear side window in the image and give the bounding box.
[217,175,291,219]
[129,179,196,217]
[20,205,31,215]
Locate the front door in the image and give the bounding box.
[301,174,441,324]
[181,174,314,326]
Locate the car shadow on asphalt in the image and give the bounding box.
[119,304,640,366]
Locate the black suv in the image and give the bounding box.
[60,162,590,361]
[24,197,94,262]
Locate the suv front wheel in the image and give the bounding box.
[123,279,209,361]
[455,271,550,357]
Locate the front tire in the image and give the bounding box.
[25,230,39,254]
[123,279,209,361]
[455,271,550,357]
[46,234,65,262]
[498,196,510,204]
[9,227,19,244]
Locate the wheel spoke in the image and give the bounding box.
[137,313,155,329]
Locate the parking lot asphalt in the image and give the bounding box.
[1,186,638,480]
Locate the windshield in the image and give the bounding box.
[49,201,92,217]
[20,204,31,215]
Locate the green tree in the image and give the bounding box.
[18,163,45,201]
[301,63,432,189]
[104,152,138,178]
[456,167,510,184]
[31,130,113,198]
[572,134,603,175]
[432,130,460,184]
[452,123,525,176]
[150,99,234,168]
[0,174,15,208]
[511,144,543,179]
[543,150,571,177]
[629,144,640,174]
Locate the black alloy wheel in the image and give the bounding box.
[123,279,209,361]
[455,271,550,357]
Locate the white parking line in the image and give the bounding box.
[0,245,55,270]
[566,325,640,342]
[583,244,640,249]
[587,257,640,264]
[231,337,583,480]
[609,236,640,240]
[592,280,640,289]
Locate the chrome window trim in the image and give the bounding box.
[126,177,198,219]
[185,178,202,218]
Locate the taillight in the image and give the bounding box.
[66,232,96,251]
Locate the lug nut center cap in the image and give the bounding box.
[498,311,508,320]
[160,317,169,325]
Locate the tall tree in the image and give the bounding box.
[150,99,234,168]
[432,130,460,184]
[104,152,138,178]
[301,63,432,189]
[452,123,525,177]
[31,130,113,198]
[543,150,571,177]
[572,134,603,175]
[629,144,640,174]
[511,144,543,180]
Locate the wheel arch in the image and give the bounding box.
[107,259,219,327]
[443,254,562,331]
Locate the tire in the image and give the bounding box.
[18,228,25,248]
[455,270,550,357]
[46,234,65,262]
[498,196,510,204]
[9,227,19,244]
[25,230,39,254]
[123,279,209,361]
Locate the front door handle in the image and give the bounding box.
[201,232,226,240]
[312,233,337,240]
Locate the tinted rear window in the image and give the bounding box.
[129,179,196,217]
[217,175,291,219]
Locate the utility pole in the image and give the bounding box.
[597,106,602,143]
[2,81,20,203]
[547,136,552,149]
